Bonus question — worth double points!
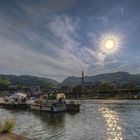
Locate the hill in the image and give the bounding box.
[60,71,140,87]
[0,71,140,88]
[0,74,59,88]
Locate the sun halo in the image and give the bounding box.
[99,34,120,55]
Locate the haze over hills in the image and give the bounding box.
[0,71,140,88]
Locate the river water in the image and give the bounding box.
[0,100,140,140]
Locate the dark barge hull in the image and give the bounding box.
[0,102,29,109]
[66,104,80,111]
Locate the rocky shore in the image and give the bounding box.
[0,133,31,140]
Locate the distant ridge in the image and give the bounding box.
[60,71,140,87]
[0,71,140,88]
[0,74,59,87]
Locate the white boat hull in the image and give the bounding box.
[30,102,67,113]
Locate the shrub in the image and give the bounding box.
[0,117,15,133]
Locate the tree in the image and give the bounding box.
[71,85,83,98]
[126,82,135,90]
[0,78,10,87]
[98,82,115,91]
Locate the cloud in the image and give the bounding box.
[48,15,79,41]
[97,52,106,63]
[97,16,108,24]
[87,60,122,75]
[0,0,140,81]
[47,15,96,71]
[0,13,129,81]
[14,0,78,28]
[0,14,93,81]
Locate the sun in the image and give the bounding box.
[99,34,120,55]
[104,39,115,50]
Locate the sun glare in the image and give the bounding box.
[99,34,121,55]
[105,39,115,50]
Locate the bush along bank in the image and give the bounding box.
[0,117,31,140]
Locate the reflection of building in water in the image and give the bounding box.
[99,106,123,140]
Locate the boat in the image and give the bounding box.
[29,94,80,113]
[29,101,67,113]
[0,93,29,109]
[29,93,67,112]
[0,92,81,112]
[66,101,81,112]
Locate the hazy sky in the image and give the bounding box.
[0,0,140,81]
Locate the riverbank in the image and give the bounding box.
[68,96,140,100]
[0,133,31,140]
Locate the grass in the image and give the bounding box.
[0,117,15,133]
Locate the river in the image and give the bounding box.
[0,100,140,140]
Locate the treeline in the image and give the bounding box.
[64,83,140,99]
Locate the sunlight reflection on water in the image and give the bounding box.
[99,106,123,140]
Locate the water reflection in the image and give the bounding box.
[30,111,65,126]
[1,100,140,140]
[99,106,123,140]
